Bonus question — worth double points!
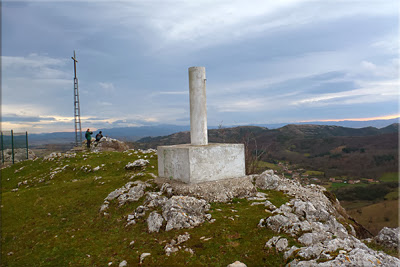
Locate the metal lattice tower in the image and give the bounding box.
[71,50,82,146]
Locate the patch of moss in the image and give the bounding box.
[364,241,399,258]
[258,189,292,207]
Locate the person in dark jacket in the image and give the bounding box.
[95,131,103,142]
[85,129,93,148]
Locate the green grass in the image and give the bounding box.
[1,150,297,266]
[380,172,399,182]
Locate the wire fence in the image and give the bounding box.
[1,131,29,164]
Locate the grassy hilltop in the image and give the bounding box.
[2,149,299,266]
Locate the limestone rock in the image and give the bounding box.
[118,260,127,267]
[254,170,280,190]
[105,188,125,201]
[276,238,289,252]
[90,137,129,152]
[251,170,400,267]
[144,192,168,208]
[227,261,247,267]
[265,236,288,252]
[177,232,190,244]
[139,253,151,264]
[164,233,191,256]
[284,246,300,260]
[298,232,332,246]
[164,243,179,256]
[117,183,147,205]
[147,211,163,233]
[374,227,399,250]
[162,196,210,231]
[102,181,151,215]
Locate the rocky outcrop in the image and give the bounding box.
[254,170,400,266]
[162,196,210,231]
[100,181,152,214]
[89,137,129,152]
[100,167,398,266]
[374,227,399,250]
[254,170,280,190]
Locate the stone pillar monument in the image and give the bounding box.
[157,67,245,184]
[189,67,208,145]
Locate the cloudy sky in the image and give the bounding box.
[2,0,399,133]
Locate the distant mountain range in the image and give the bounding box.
[257,117,399,129]
[28,117,399,145]
[136,123,399,179]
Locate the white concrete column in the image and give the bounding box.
[189,66,208,145]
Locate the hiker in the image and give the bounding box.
[85,129,93,148]
[96,131,103,142]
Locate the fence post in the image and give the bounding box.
[1,132,4,164]
[26,131,29,159]
[11,130,14,164]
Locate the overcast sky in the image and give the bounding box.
[2,0,399,133]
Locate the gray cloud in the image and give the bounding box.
[2,1,398,133]
[2,114,56,122]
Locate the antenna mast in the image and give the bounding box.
[71,50,82,146]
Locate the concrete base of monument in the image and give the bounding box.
[157,143,245,184]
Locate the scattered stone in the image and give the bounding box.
[118,260,127,267]
[139,148,157,154]
[227,261,247,267]
[125,159,150,170]
[177,232,190,244]
[164,233,191,256]
[184,248,194,254]
[164,243,179,256]
[139,253,151,264]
